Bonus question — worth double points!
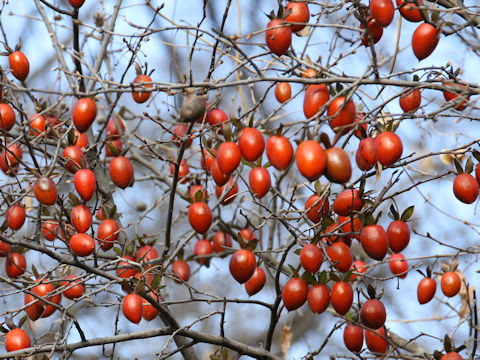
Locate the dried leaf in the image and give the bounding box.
[281,325,293,360]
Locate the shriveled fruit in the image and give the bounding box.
[249,167,271,198]
[412,23,439,61]
[331,281,353,315]
[360,224,389,260]
[300,243,323,274]
[360,299,386,329]
[238,127,265,162]
[375,131,403,166]
[365,326,388,354]
[304,84,329,119]
[8,51,29,81]
[265,18,292,56]
[332,189,363,216]
[387,220,410,253]
[417,277,436,304]
[282,278,308,311]
[307,284,330,314]
[109,156,134,189]
[266,135,293,170]
[325,147,351,183]
[245,267,266,296]
[295,140,326,181]
[69,233,95,257]
[453,173,479,204]
[275,82,291,103]
[441,271,461,297]
[72,98,97,133]
[285,1,310,33]
[97,219,119,251]
[344,324,364,352]
[305,194,329,223]
[229,249,256,283]
[132,74,153,104]
[122,293,143,324]
[327,242,352,272]
[194,239,213,265]
[370,0,395,27]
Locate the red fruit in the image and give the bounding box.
[105,139,123,157]
[353,112,368,139]
[344,324,364,352]
[396,0,423,22]
[171,260,190,282]
[72,98,97,133]
[370,0,395,27]
[97,219,119,250]
[307,284,330,314]
[350,260,367,280]
[323,223,351,247]
[305,194,329,223]
[0,103,16,131]
[71,204,92,233]
[74,169,96,201]
[6,203,26,230]
[200,149,216,173]
[266,135,294,171]
[325,147,352,183]
[387,220,410,253]
[328,97,356,134]
[73,130,89,148]
[215,178,238,205]
[122,293,143,324]
[32,280,61,318]
[69,233,95,257]
[5,328,31,352]
[295,140,326,181]
[106,118,126,140]
[238,127,265,162]
[170,159,190,183]
[8,51,29,81]
[132,74,153,104]
[61,275,85,299]
[142,292,160,321]
[441,271,461,297]
[245,267,266,296]
[63,145,86,173]
[365,326,388,354]
[357,137,377,170]
[375,131,403,166]
[265,18,292,56]
[136,245,159,264]
[217,142,241,175]
[441,352,464,360]
[282,278,308,311]
[29,113,46,136]
[453,173,479,204]
[41,220,58,241]
[207,108,229,127]
[443,82,469,111]
[285,2,310,33]
[330,281,353,315]
[6,252,26,278]
[34,177,58,206]
[300,243,323,274]
[412,23,439,60]
[417,277,436,304]
[188,202,212,234]
[194,239,213,265]
[229,249,256,284]
[361,18,383,46]
[303,84,329,119]
[338,215,362,240]
[332,189,363,216]
[1,143,22,174]
[327,242,353,273]
[399,88,421,113]
[239,228,256,243]
[360,299,386,329]
[172,124,193,148]
[249,167,271,198]
[0,240,10,256]
[189,185,207,202]
[68,0,85,8]
[109,156,134,189]
[211,158,230,187]
[116,256,136,278]
[275,82,291,103]
[25,292,44,320]
[212,231,232,253]
[360,224,389,260]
